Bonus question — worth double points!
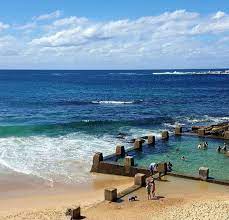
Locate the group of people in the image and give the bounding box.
[197,141,228,153]
[149,162,158,175]
[197,142,208,150]
[146,161,173,199]
[217,143,227,153]
[146,177,156,200]
[148,161,173,175]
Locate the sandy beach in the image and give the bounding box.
[0,169,133,219]
[0,172,228,220]
[85,175,229,220]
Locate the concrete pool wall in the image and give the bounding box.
[91,126,229,186]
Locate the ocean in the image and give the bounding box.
[0,69,228,183]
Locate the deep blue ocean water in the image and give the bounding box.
[0,69,228,183]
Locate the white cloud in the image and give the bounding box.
[213,11,226,19]
[53,16,88,27]
[33,10,61,21]
[191,12,229,34]
[0,22,10,31]
[29,10,205,49]
[1,10,229,68]
[15,22,36,31]
[30,26,109,47]
[0,36,20,56]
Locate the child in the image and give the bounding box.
[146,181,151,200]
[151,179,156,198]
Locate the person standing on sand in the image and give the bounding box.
[151,179,156,198]
[146,181,152,200]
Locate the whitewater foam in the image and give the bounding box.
[124,127,162,139]
[109,72,137,76]
[184,115,229,124]
[92,100,139,104]
[0,133,119,184]
[163,122,185,128]
[152,70,229,75]
[0,125,164,184]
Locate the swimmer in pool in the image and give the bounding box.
[217,146,221,153]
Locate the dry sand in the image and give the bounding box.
[85,176,229,220]
[0,173,228,220]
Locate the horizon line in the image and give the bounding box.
[0,68,228,71]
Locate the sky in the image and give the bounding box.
[0,0,228,69]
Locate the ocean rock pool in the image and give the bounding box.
[115,135,229,181]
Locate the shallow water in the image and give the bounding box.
[117,136,229,180]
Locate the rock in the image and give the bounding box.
[116,132,127,139]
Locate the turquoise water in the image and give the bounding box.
[117,136,229,181]
[0,70,228,183]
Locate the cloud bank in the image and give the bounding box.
[0,10,228,69]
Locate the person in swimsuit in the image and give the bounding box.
[151,179,156,198]
[146,181,152,200]
[217,146,221,153]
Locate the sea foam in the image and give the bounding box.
[152,70,229,75]
[0,132,118,184]
[92,100,135,104]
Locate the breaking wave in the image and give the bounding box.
[54,99,143,106]
[91,100,143,104]
[183,115,229,124]
[0,116,174,137]
[0,132,117,184]
[152,70,229,75]
[109,72,137,76]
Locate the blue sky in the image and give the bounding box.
[0,0,228,69]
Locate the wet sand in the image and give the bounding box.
[0,170,133,219]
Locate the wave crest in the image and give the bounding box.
[91,100,142,104]
[152,70,229,75]
[0,116,173,137]
[56,99,143,106]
